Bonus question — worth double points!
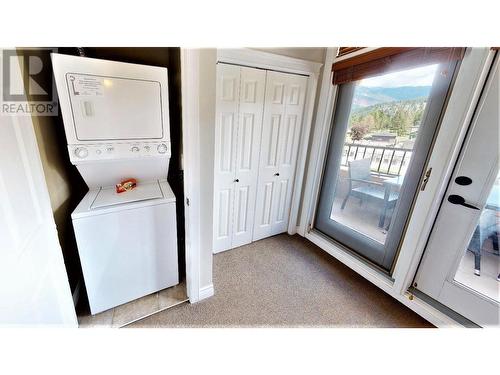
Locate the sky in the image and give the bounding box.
[359,64,439,88]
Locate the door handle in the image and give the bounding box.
[447,195,480,210]
[274,173,280,176]
[234,179,239,183]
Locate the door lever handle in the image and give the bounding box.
[234,179,239,183]
[274,173,280,176]
[447,195,480,210]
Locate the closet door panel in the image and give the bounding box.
[254,71,308,240]
[271,74,308,235]
[232,67,266,248]
[213,64,240,252]
[253,71,287,241]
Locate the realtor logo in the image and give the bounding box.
[1,48,58,116]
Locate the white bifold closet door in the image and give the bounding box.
[213,63,266,252]
[253,71,308,241]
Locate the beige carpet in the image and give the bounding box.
[129,234,433,327]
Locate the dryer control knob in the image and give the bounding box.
[74,147,88,159]
[157,143,168,154]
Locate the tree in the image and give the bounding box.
[350,123,369,142]
[389,108,410,136]
[348,98,427,137]
[413,107,423,126]
[373,109,388,131]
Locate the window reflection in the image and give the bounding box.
[455,172,500,302]
[330,64,438,244]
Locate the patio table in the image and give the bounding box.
[468,184,499,277]
[486,184,499,211]
[379,175,405,228]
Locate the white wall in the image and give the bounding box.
[0,53,77,325]
[198,49,217,288]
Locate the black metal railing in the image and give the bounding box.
[341,143,413,176]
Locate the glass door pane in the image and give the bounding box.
[454,171,500,303]
[413,53,499,326]
[315,61,458,271]
[331,64,438,244]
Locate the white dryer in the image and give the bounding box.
[51,53,179,314]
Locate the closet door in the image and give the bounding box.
[273,73,308,234]
[213,64,240,252]
[231,67,266,248]
[253,71,308,241]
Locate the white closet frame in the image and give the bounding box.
[215,49,322,252]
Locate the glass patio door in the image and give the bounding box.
[414,55,499,326]
[314,54,459,272]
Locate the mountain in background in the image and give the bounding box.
[353,86,432,108]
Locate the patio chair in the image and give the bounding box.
[467,208,500,280]
[341,158,399,228]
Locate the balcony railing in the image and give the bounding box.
[341,143,413,176]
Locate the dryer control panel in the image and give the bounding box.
[68,141,171,163]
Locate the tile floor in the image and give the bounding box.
[78,282,188,328]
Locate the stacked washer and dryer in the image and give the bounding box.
[51,53,179,315]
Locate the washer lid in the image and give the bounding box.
[91,180,163,209]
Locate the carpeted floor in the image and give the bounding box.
[128,234,433,327]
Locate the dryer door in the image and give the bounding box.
[66,73,164,141]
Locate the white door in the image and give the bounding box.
[232,67,266,248]
[213,64,266,252]
[213,63,240,252]
[253,71,308,241]
[414,55,500,326]
[0,52,77,325]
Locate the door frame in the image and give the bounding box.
[414,53,499,325]
[180,49,203,302]
[299,47,496,326]
[181,48,321,300]
[181,48,321,301]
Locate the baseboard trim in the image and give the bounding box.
[198,283,214,301]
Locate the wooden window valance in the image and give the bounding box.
[337,47,365,57]
[332,47,466,85]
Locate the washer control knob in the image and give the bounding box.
[96,149,102,155]
[157,143,168,154]
[131,146,140,153]
[74,147,88,159]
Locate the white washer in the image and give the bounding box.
[51,53,179,314]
